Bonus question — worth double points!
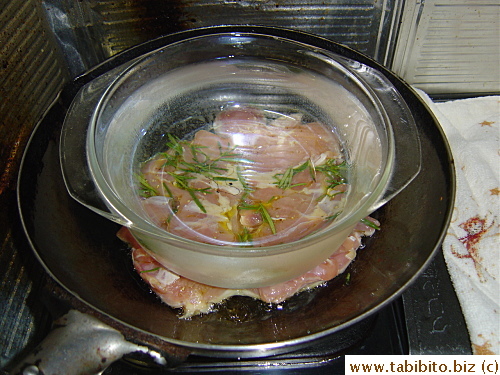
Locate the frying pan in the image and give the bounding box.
[14,26,455,374]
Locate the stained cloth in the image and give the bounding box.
[417,91,499,355]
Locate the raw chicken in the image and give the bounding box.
[137,107,348,246]
[117,217,379,318]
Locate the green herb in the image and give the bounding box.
[154,135,248,213]
[178,142,244,180]
[308,159,317,182]
[345,272,351,285]
[160,134,185,168]
[315,159,348,188]
[140,267,161,274]
[187,189,207,213]
[166,134,183,153]
[273,160,311,190]
[360,218,380,230]
[236,166,251,192]
[161,182,179,220]
[315,159,349,200]
[212,176,239,182]
[162,182,174,199]
[166,172,210,213]
[259,204,276,234]
[137,174,158,198]
[267,196,278,204]
[325,211,342,221]
[236,227,253,243]
[239,203,277,234]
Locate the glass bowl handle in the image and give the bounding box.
[60,66,130,226]
[358,65,423,211]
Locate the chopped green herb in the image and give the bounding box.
[166,172,209,213]
[162,182,174,199]
[212,176,239,182]
[308,160,317,182]
[259,204,276,234]
[325,211,342,221]
[166,134,183,154]
[139,123,351,244]
[140,267,161,274]
[315,159,349,200]
[158,136,248,211]
[236,227,253,243]
[316,160,348,189]
[136,174,158,198]
[239,203,277,234]
[236,166,252,192]
[186,189,207,213]
[267,196,278,204]
[274,159,311,190]
[360,218,380,230]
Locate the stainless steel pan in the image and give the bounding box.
[14,26,455,374]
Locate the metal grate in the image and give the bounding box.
[41,0,404,77]
[392,0,500,95]
[0,0,67,368]
[0,0,68,194]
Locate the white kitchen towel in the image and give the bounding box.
[416,90,499,355]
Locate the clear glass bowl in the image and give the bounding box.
[61,32,420,288]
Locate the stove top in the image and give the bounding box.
[0,28,472,374]
[0,208,471,374]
